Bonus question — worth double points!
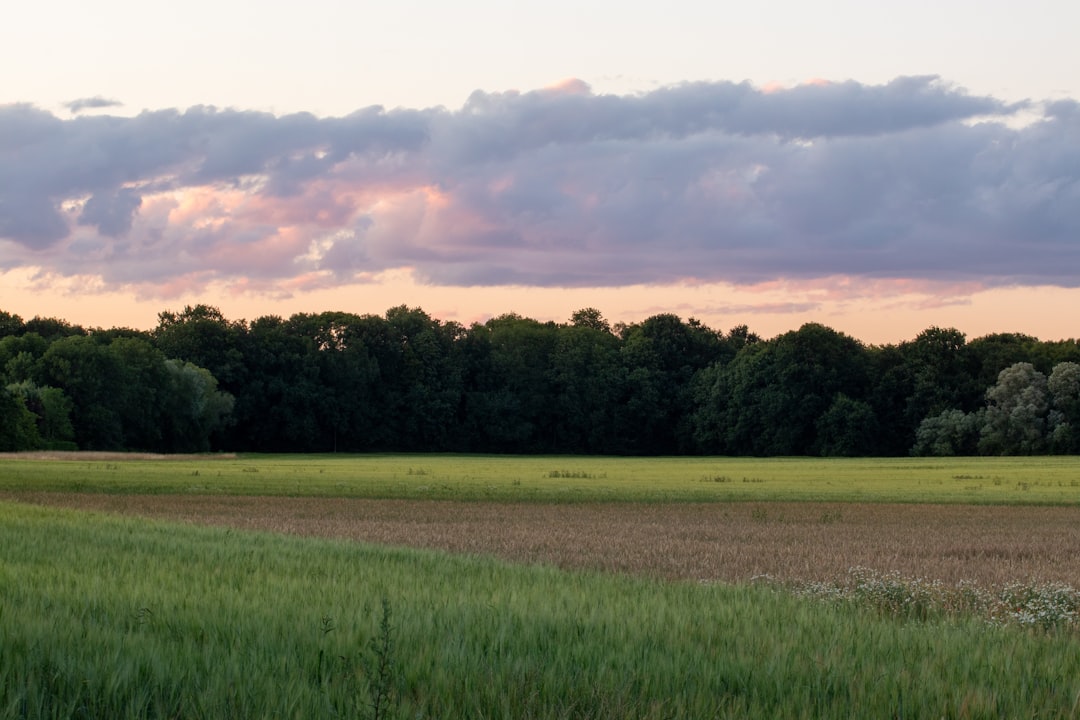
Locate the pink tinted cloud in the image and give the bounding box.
[2,76,1075,308]
[233,182,359,228]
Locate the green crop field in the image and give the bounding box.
[3,500,1080,719]
[3,452,1080,503]
[4,453,1080,718]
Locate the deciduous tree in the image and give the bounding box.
[978,362,1049,455]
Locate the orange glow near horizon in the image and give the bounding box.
[2,266,1078,345]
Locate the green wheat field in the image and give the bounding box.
[3,454,1080,718]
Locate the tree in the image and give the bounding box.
[38,336,125,449]
[241,314,325,451]
[22,316,86,341]
[0,333,49,384]
[7,381,74,448]
[382,306,466,451]
[715,323,872,455]
[978,362,1049,455]
[0,311,24,338]
[902,328,977,424]
[815,394,880,457]
[569,308,611,334]
[461,314,559,452]
[160,360,235,452]
[109,337,172,450]
[966,333,1043,388]
[616,314,725,454]
[0,387,40,451]
[155,305,249,447]
[155,305,248,389]
[549,321,624,452]
[911,409,982,456]
[1048,361,1080,453]
[726,325,761,353]
[289,311,379,452]
[865,344,918,456]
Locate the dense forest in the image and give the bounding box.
[1,305,1078,456]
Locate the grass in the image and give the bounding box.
[3,453,1080,504]
[4,500,1080,718]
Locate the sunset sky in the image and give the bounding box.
[2,1,1079,344]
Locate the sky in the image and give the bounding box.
[2,0,1079,344]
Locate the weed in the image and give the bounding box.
[359,598,398,720]
[785,567,1080,633]
[997,582,1079,631]
[818,510,842,524]
[547,470,606,479]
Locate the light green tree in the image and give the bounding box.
[6,381,75,447]
[1048,361,1080,453]
[978,362,1049,455]
[161,360,235,452]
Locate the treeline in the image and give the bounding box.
[1,305,1078,456]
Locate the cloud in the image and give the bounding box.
[64,96,123,114]
[77,187,143,236]
[1,76,1077,298]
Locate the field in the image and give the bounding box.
[4,453,1080,718]
[3,452,1080,503]
[10,493,1080,589]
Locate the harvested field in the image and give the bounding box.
[6,492,1080,588]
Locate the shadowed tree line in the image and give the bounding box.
[1,306,1078,456]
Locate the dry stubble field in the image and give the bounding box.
[7,491,1080,588]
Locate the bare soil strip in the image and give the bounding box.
[6,492,1080,587]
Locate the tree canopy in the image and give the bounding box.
[2,305,1077,456]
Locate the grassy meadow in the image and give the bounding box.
[3,453,1080,503]
[4,453,1080,718]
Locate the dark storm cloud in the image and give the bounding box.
[0,77,1076,293]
